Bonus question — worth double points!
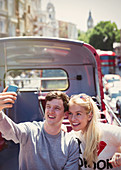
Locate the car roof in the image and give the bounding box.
[104,74,120,80]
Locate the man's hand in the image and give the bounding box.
[109,152,121,168]
[0,87,17,111]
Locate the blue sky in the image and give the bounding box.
[42,0,121,32]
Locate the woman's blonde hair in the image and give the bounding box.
[69,93,100,167]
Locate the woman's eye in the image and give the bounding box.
[77,113,81,116]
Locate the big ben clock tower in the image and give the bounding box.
[87,11,94,30]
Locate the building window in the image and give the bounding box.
[8,22,16,36]
[0,0,5,10]
[0,16,6,33]
[8,0,15,16]
[20,20,24,35]
[19,2,24,18]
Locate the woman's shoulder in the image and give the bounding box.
[98,122,121,135]
[99,123,121,145]
[67,130,85,143]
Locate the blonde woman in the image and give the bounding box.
[68,93,121,170]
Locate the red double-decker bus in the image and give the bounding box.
[0,37,120,170]
[96,49,116,76]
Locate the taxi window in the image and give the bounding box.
[5,69,68,91]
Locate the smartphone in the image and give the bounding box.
[7,85,18,92]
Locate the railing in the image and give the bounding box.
[5,77,68,81]
[103,99,121,126]
[5,77,68,90]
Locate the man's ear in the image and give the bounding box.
[64,111,68,118]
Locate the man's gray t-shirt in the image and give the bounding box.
[0,112,79,170]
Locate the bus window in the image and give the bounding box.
[5,69,68,91]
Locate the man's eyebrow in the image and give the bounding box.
[55,105,61,108]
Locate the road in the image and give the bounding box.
[116,66,121,76]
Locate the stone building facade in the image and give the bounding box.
[0,0,77,39]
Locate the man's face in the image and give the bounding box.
[45,99,65,126]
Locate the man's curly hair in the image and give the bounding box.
[45,91,69,112]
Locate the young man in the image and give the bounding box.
[0,88,79,170]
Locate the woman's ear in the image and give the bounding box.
[88,112,93,121]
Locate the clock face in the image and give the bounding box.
[87,19,93,28]
[47,3,54,12]
[88,21,91,26]
[48,7,53,12]
[47,3,55,19]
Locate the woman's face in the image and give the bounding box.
[68,103,91,132]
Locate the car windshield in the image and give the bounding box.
[111,93,121,99]
[107,78,120,83]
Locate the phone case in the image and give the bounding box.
[7,85,18,92]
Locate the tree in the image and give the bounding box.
[78,29,93,43]
[88,21,120,50]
